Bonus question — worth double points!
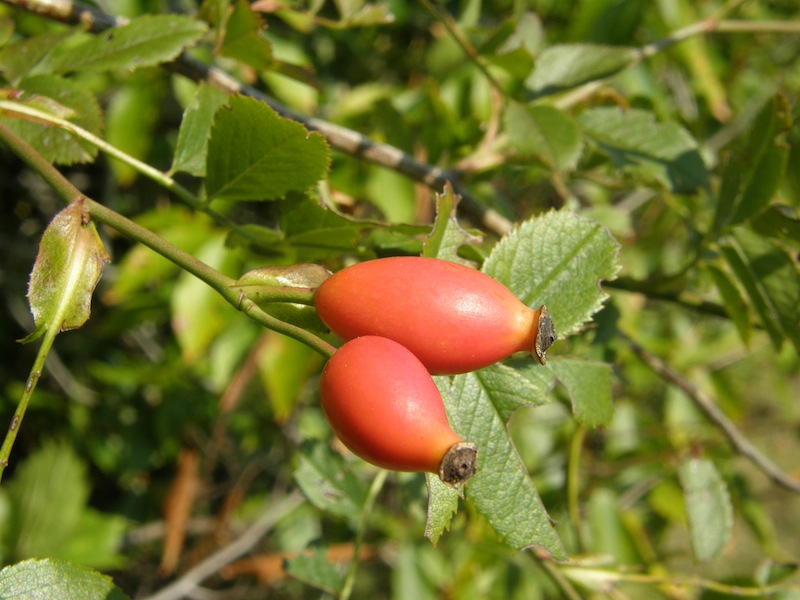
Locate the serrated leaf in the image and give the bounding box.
[0,558,128,600]
[47,15,207,74]
[579,107,710,193]
[437,373,566,557]
[220,0,273,70]
[720,228,800,352]
[526,43,637,97]
[22,198,110,343]
[0,30,74,83]
[6,441,89,560]
[206,95,330,201]
[679,458,732,561]
[548,358,613,427]
[422,182,482,264]
[504,103,582,171]
[293,442,369,521]
[424,473,460,546]
[3,75,103,165]
[171,83,230,176]
[284,545,343,594]
[482,209,620,338]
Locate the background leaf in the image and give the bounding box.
[206,95,330,201]
[526,43,637,97]
[504,103,583,171]
[3,75,102,165]
[579,107,710,193]
[548,358,613,427]
[46,15,207,74]
[170,83,230,176]
[679,458,733,561]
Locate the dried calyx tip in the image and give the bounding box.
[533,305,556,365]
[439,442,478,486]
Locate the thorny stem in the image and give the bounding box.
[622,332,800,494]
[0,122,337,360]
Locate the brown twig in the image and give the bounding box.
[0,0,513,236]
[623,332,800,494]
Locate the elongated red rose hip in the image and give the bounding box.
[314,257,555,375]
[319,336,477,485]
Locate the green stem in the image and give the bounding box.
[339,469,388,600]
[567,424,587,551]
[0,330,54,480]
[0,122,336,359]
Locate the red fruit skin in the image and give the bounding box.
[319,336,463,474]
[314,257,539,375]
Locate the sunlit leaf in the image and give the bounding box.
[171,82,230,176]
[526,43,637,97]
[548,358,613,427]
[505,103,582,171]
[0,559,128,600]
[206,95,330,201]
[47,15,207,74]
[2,75,102,165]
[579,107,709,193]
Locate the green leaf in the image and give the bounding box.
[105,81,161,185]
[293,442,369,522]
[424,473,460,547]
[548,358,613,427]
[504,103,583,172]
[47,15,207,74]
[3,75,103,165]
[257,332,325,422]
[482,209,620,338]
[679,457,733,561]
[171,235,237,363]
[220,0,273,70]
[751,205,800,251]
[21,198,110,344]
[56,509,127,570]
[719,228,800,352]
[578,107,710,193]
[526,43,637,97]
[437,373,566,557]
[706,264,751,346]
[284,545,344,595]
[0,558,128,600]
[206,95,330,201]
[0,30,74,83]
[6,441,89,560]
[715,95,791,227]
[171,83,230,176]
[422,182,482,264]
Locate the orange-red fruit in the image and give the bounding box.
[314,257,555,375]
[319,336,477,485]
